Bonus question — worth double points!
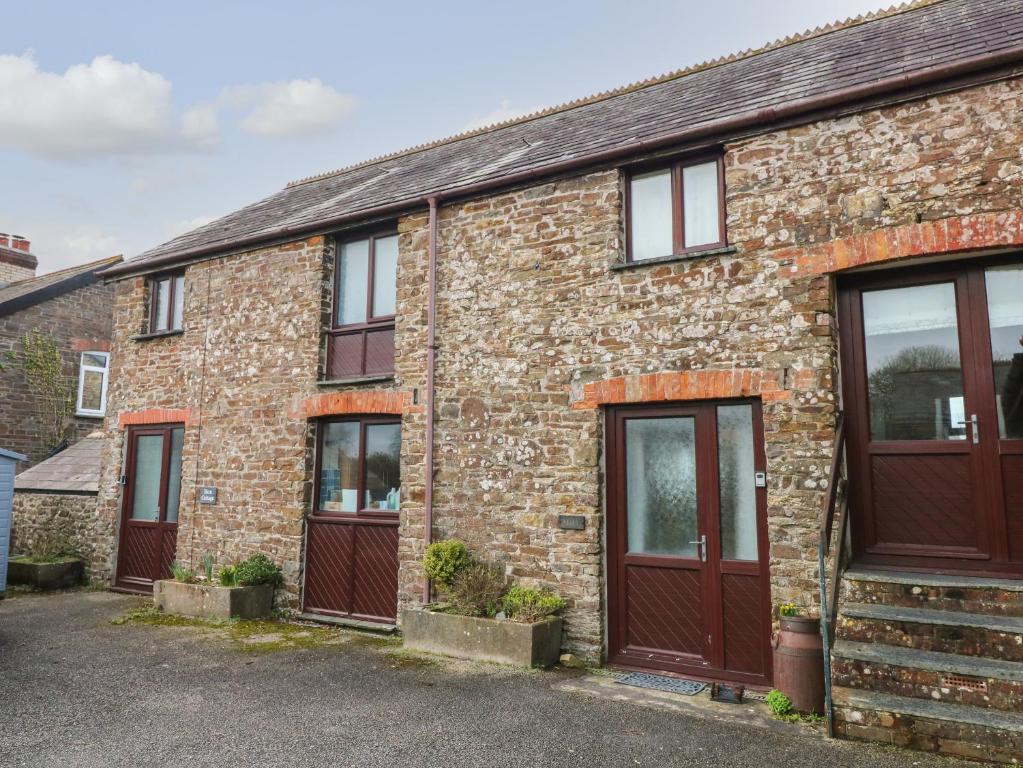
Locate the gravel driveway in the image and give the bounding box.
[0,591,970,768]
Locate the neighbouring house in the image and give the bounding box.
[11,432,105,580]
[0,241,122,468]
[94,0,1023,760]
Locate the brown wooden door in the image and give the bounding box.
[840,256,1023,574]
[607,401,772,685]
[115,425,184,592]
[303,417,400,624]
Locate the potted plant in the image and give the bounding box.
[153,552,282,620]
[8,525,84,590]
[401,539,566,668]
[772,603,824,714]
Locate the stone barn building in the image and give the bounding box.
[95,0,1023,760]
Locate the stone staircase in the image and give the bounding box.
[830,569,1023,764]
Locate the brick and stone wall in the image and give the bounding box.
[0,279,115,467]
[97,75,1023,661]
[11,492,105,580]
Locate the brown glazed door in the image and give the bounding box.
[840,256,1023,574]
[115,425,184,592]
[607,401,772,686]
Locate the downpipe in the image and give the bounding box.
[422,196,439,604]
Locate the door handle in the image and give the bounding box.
[689,534,707,562]
[970,413,979,444]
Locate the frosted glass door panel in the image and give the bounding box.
[165,428,185,523]
[717,405,758,561]
[626,417,698,557]
[131,435,164,521]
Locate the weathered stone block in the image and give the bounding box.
[153,580,273,620]
[401,609,562,668]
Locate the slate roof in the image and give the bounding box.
[0,255,122,317]
[109,0,1023,276]
[14,432,103,494]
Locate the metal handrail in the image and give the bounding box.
[817,412,848,738]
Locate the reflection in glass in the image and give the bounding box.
[683,162,720,248]
[717,405,757,561]
[80,370,104,412]
[629,170,673,261]
[165,428,184,523]
[986,264,1023,439]
[364,424,401,510]
[319,422,360,512]
[131,435,164,521]
[337,239,370,325]
[626,417,697,557]
[154,279,171,332]
[372,235,398,318]
[172,275,185,329]
[863,283,965,440]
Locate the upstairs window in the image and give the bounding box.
[626,156,725,262]
[76,351,110,417]
[327,231,397,379]
[149,273,185,333]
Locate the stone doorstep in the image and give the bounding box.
[843,570,1023,593]
[833,639,1023,683]
[553,674,818,739]
[298,612,398,634]
[841,603,1023,634]
[833,687,1023,734]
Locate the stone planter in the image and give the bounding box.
[401,608,562,668]
[8,557,84,590]
[153,580,273,620]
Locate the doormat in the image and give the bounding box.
[615,672,707,696]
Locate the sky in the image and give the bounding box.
[2,0,892,274]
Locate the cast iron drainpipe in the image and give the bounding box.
[422,196,439,604]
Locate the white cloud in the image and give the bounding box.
[0,53,217,160]
[220,79,357,138]
[462,99,543,132]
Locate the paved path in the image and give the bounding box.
[0,591,970,768]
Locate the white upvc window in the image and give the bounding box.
[76,351,110,417]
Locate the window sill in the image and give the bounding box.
[317,374,395,387]
[131,329,184,342]
[612,245,738,270]
[75,411,105,419]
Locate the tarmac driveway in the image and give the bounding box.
[0,591,971,768]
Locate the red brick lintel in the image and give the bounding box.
[118,408,195,427]
[570,368,799,409]
[290,390,419,420]
[784,210,1023,278]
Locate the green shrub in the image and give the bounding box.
[170,561,198,584]
[503,585,566,623]
[447,560,507,618]
[219,565,238,587]
[766,689,793,717]
[234,553,283,588]
[423,539,471,587]
[201,552,215,582]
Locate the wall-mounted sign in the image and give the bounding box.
[198,487,218,505]
[558,514,586,531]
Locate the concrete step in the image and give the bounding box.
[833,687,1023,764]
[843,569,1023,617]
[832,639,1023,712]
[837,602,1023,661]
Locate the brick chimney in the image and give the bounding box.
[0,233,38,286]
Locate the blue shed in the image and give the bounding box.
[0,447,27,596]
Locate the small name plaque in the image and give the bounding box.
[198,487,218,505]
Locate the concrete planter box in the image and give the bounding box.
[401,608,562,668]
[153,580,273,620]
[8,557,84,590]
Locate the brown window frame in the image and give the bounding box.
[624,153,727,263]
[148,272,185,333]
[312,415,402,519]
[327,229,397,377]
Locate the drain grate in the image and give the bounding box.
[616,672,707,696]
[941,674,987,693]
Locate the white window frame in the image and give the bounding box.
[76,351,110,417]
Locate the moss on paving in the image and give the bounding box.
[111,607,365,653]
[384,648,439,669]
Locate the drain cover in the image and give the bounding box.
[616,672,707,696]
